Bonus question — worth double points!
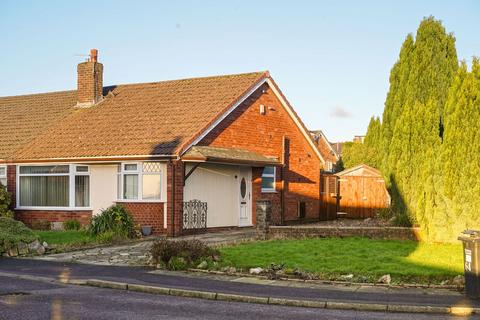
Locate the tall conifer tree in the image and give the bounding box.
[439,59,480,241]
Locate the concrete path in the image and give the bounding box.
[33,228,256,266]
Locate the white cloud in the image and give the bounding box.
[329,106,353,118]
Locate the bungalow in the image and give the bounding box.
[0,49,329,236]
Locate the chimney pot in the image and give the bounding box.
[90,48,98,63]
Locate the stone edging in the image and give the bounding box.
[186,268,462,290]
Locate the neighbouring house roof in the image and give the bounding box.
[0,90,78,161]
[182,146,279,166]
[309,130,339,163]
[335,164,382,177]
[0,72,267,162]
[330,142,344,156]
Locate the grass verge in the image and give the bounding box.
[35,230,97,252]
[217,237,464,284]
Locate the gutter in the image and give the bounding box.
[2,154,178,165]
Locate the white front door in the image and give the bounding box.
[238,167,252,227]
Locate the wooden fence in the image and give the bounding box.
[320,173,338,220]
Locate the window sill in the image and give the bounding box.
[261,189,277,194]
[15,206,92,211]
[116,199,165,203]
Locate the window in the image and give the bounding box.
[117,162,162,201]
[0,166,6,186]
[298,201,306,219]
[325,161,334,172]
[75,166,90,207]
[18,164,90,208]
[261,166,276,192]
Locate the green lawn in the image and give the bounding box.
[35,230,96,247]
[218,238,464,284]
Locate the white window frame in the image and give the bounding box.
[116,162,163,202]
[16,164,91,211]
[0,165,6,187]
[261,166,276,193]
[325,161,334,172]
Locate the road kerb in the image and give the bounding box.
[268,297,326,308]
[169,288,217,300]
[387,304,450,314]
[127,283,171,295]
[326,301,387,312]
[86,279,128,290]
[216,293,269,304]
[450,306,474,316]
[77,278,463,315]
[64,279,88,285]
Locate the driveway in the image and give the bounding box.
[33,229,256,266]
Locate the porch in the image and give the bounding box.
[181,146,280,234]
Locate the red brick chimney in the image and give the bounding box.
[77,49,103,107]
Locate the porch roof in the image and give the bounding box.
[182,146,280,166]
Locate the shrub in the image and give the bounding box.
[0,184,14,219]
[31,220,51,231]
[63,219,81,231]
[150,239,219,270]
[96,230,115,243]
[89,204,135,239]
[0,217,37,252]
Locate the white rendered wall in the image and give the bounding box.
[184,163,239,228]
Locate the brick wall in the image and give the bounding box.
[269,226,422,241]
[167,160,184,236]
[15,210,92,228]
[199,83,322,224]
[6,165,16,208]
[117,202,166,235]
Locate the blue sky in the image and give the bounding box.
[1,1,479,141]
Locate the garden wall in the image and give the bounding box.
[268,225,421,241]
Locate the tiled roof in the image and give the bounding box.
[310,130,339,162]
[1,72,267,161]
[330,142,344,156]
[182,146,279,165]
[0,90,78,160]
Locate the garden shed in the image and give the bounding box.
[336,164,390,218]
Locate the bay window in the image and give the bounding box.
[261,166,276,192]
[117,162,162,201]
[0,166,6,186]
[18,164,90,208]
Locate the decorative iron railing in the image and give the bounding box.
[182,199,207,230]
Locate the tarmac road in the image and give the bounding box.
[0,276,477,320]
